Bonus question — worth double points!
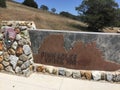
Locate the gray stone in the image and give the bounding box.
[16,34,22,40]
[18,38,28,45]
[2,61,9,67]
[29,59,34,64]
[28,54,33,60]
[65,69,72,77]
[92,71,101,81]
[21,60,31,70]
[115,74,120,82]
[15,66,21,73]
[3,52,9,61]
[72,70,81,79]
[22,68,32,77]
[58,69,65,76]
[9,55,19,69]
[11,41,18,50]
[106,73,113,82]
[23,45,31,55]
[19,54,28,62]
[5,66,15,74]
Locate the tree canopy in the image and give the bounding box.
[22,0,38,8]
[0,0,6,8]
[76,0,119,32]
[40,5,49,11]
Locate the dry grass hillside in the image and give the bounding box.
[0,1,87,31]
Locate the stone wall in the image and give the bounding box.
[29,30,120,71]
[0,21,34,76]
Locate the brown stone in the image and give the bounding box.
[0,55,3,62]
[14,27,20,34]
[36,66,45,72]
[0,64,4,70]
[84,71,92,80]
[8,48,16,55]
[16,46,23,56]
[0,41,3,51]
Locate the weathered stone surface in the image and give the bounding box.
[92,71,101,81]
[106,73,113,82]
[28,54,33,60]
[15,66,21,73]
[3,52,9,61]
[22,68,32,77]
[5,66,15,74]
[12,41,18,50]
[16,46,23,56]
[36,66,45,72]
[101,72,106,80]
[65,69,72,77]
[9,55,19,69]
[16,34,22,40]
[72,70,81,79]
[59,68,65,76]
[8,48,16,55]
[14,28,20,34]
[115,74,120,82]
[0,64,4,70]
[2,61,9,67]
[19,54,28,62]
[0,55,3,62]
[23,45,31,55]
[0,41,3,51]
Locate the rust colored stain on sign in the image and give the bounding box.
[34,35,120,71]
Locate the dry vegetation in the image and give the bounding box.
[0,1,87,31]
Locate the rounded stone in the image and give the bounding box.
[15,66,21,73]
[18,38,28,45]
[0,34,4,40]
[12,41,18,50]
[3,52,9,61]
[8,48,16,55]
[92,71,101,81]
[106,73,113,82]
[36,66,45,72]
[0,55,3,62]
[0,51,3,55]
[9,55,19,69]
[0,41,3,51]
[65,69,72,77]
[19,54,28,62]
[16,34,22,40]
[23,45,31,55]
[16,46,23,56]
[2,61,9,67]
[17,60,24,66]
[0,64,4,70]
[72,70,81,79]
[84,71,92,80]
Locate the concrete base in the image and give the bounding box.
[0,73,119,90]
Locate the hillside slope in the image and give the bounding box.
[0,1,87,31]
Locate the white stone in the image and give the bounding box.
[65,69,72,77]
[15,66,21,73]
[22,68,32,77]
[5,66,15,74]
[106,72,113,82]
[0,33,3,40]
[92,71,101,81]
[9,55,19,69]
[12,41,18,50]
[16,34,22,40]
[23,45,31,55]
[2,61,9,67]
[0,51,3,55]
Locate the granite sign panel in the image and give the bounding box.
[29,30,120,71]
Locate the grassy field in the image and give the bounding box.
[0,1,87,31]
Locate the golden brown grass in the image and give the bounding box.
[0,1,87,31]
